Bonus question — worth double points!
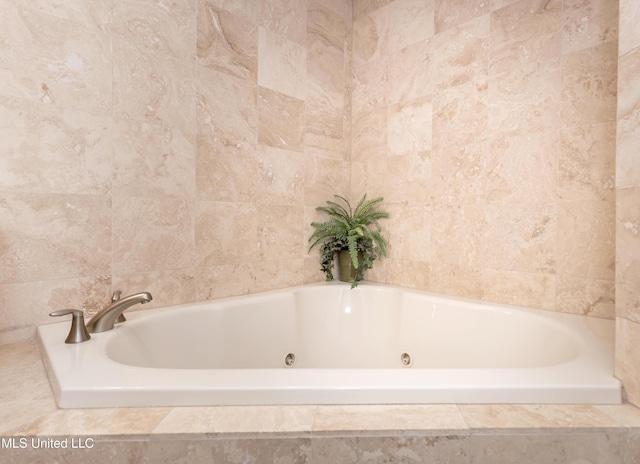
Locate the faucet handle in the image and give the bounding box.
[111,291,126,323]
[49,309,91,344]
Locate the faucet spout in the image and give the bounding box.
[86,292,152,333]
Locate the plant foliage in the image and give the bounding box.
[308,194,389,287]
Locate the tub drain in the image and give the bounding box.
[283,353,296,368]
[400,352,412,368]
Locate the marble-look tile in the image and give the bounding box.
[253,258,305,292]
[256,146,305,206]
[9,407,171,437]
[203,0,259,23]
[0,440,149,464]
[596,403,640,427]
[194,264,256,300]
[432,14,489,92]
[616,46,640,188]
[486,130,559,203]
[430,142,487,206]
[466,432,625,464]
[387,0,434,52]
[559,122,616,202]
[112,196,195,274]
[257,87,305,152]
[483,269,555,311]
[153,405,316,435]
[259,0,307,46]
[384,151,431,207]
[314,405,469,432]
[0,192,111,284]
[616,318,640,406]
[556,200,615,280]
[353,0,394,20]
[490,0,562,67]
[619,0,640,56]
[484,203,557,274]
[432,80,488,152]
[196,133,258,202]
[0,97,111,195]
[435,0,489,34]
[304,156,349,206]
[385,206,431,262]
[113,0,197,61]
[384,259,430,289]
[616,186,640,322]
[113,118,196,198]
[388,38,433,105]
[555,275,615,319]
[430,205,485,267]
[195,201,258,266]
[111,269,197,311]
[561,40,618,127]
[0,276,111,336]
[312,435,470,464]
[563,0,619,55]
[429,263,484,299]
[459,404,622,429]
[0,2,112,115]
[258,27,306,100]
[113,38,196,132]
[197,2,258,81]
[258,204,305,260]
[10,0,112,32]
[352,4,389,66]
[387,96,432,156]
[488,58,561,136]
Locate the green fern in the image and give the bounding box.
[308,194,389,287]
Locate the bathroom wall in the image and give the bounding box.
[615,0,640,406]
[351,0,619,317]
[0,0,351,344]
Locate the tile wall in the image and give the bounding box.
[615,0,640,406]
[0,0,351,343]
[351,0,619,318]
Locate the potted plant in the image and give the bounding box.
[308,194,389,287]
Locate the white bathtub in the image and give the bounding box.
[37,282,621,408]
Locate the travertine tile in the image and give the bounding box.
[0,440,149,464]
[314,405,469,432]
[352,4,390,65]
[113,118,196,198]
[254,258,306,292]
[435,0,489,34]
[384,151,431,207]
[153,405,316,434]
[616,187,640,322]
[202,0,259,23]
[556,200,615,280]
[430,142,487,206]
[618,0,639,56]
[197,2,258,81]
[256,146,305,206]
[384,259,430,289]
[351,108,387,161]
[353,0,394,20]
[385,206,431,262]
[483,269,555,311]
[596,403,640,427]
[0,192,111,284]
[113,38,196,132]
[257,87,305,152]
[616,317,640,406]
[387,0,434,52]
[561,40,618,127]
[259,0,307,46]
[556,275,615,318]
[113,0,197,61]
[194,264,256,300]
[112,196,195,274]
[388,38,433,105]
[430,205,485,267]
[111,269,197,310]
[387,96,432,156]
[258,204,305,260]
[195,201,258,267]
[352,58,389,114]
[616,46,640,188]
[559,122,616,202]
[0,97,112,195]
[303,155,350,207]
[459,404,621,429]
[563,0,619,54]
[258,27,306,100]
[429,263,484,300]
[10,0,112,31]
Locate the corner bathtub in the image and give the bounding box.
[37,283,621,408]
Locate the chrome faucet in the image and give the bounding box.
[86,292,153,333]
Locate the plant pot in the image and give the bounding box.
[337,250,362,283]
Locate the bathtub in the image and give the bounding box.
[37,282,621,408]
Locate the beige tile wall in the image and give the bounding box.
[0,0,351,343]
[615,0,640,406]
[352,0,619,318]
[0,0,625,349]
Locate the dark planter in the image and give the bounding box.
[337,250,362,283]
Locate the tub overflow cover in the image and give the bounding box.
[400,352,412,368]
[283,353,296,368]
